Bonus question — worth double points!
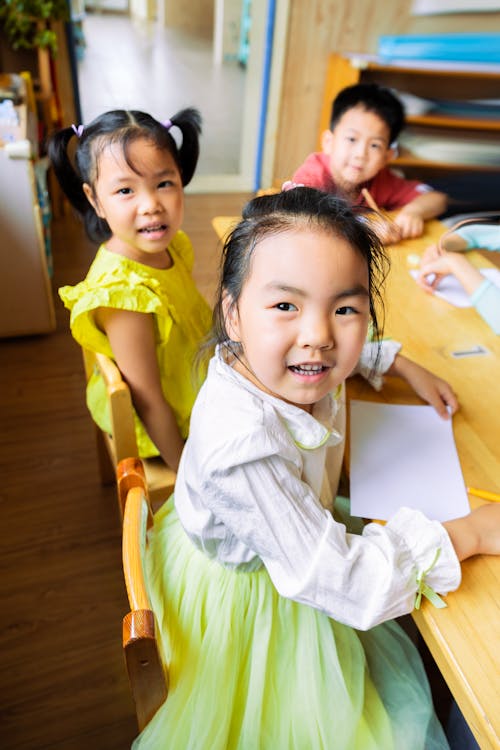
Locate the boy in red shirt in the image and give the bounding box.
[293,83,447,243]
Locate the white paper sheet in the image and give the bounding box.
[410,267,500,308]
[349,401,470,522]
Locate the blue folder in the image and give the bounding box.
[378,34,500,65]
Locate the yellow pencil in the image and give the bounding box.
[360,188,402,241]
[467,486,500,503]
[361,188,383,215]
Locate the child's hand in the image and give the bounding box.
[369,218,402,246]
[444,504,500,561]
[418,251,484,298]
[393,209,425,240]
[417,251,455,292]
[389,355,459,419]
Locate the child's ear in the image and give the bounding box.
[320,129,334,154]
[83,183,104,217]
[384,143,398,165]
[222,292,241,343]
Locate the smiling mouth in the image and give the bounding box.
[138,224,167,234]
[288,364,330,375]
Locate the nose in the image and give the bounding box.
[139,189,162,214]
[353,140,368,160]
[297,311,334,351]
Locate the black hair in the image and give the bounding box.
[47,107,202,243]
[206,187,388,364]
[330,83,405,144]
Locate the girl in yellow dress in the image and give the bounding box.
[52,109,212,469]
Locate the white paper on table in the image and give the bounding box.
[410,267,500,308]
[349,401,470,522]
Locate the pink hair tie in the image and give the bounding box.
[162,119,173,130]
[71,123,84,137]
[281,180,304,192]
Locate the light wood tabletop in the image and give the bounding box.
[348,219,500,750]
[212,215,500,749]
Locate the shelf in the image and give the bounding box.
[347,53,500,78]
[393,155,500,172]
[407,114,500,132]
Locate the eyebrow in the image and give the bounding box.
[265,282,369,300]
[345,128,386,142]
[112,167,178,183]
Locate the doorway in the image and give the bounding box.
[74,1,273,191]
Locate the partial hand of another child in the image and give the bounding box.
[388,355,458,419]
[417,249,485,298]
[444,504,500,561]
[393,208,425,240]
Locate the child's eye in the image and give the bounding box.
[117,187,132,195]
[336,305,357,316]
[370,143,383,151]
[275,302,297,312]
[158,179,175,188]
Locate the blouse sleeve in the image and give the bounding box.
[455,224,500,252]
[470,279,500,334]
[350,339,401,391]
[197,424,461,630]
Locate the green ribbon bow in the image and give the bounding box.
[414,548,447,610]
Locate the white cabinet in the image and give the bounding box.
[0,73,55,337]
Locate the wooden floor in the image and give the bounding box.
[0,192,250,749]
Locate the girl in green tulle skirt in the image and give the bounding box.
[133,189,500,749]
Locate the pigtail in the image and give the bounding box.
[48,126,111,243]
[169,107,202,187]
[47,127,89,215]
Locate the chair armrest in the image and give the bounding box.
[83,348,139,462]
[122,485,152,611]
[121,459,168,728]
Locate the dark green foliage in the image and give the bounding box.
[0,0,69,55]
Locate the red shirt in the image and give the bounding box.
[292,152,431,210]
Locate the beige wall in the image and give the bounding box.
[161,0,214,37]
[271,0,500,185]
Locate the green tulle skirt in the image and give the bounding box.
[133,499,449,750]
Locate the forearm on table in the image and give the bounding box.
[440,232,469,253]
[399,191,448,220]
[447,253,485,296]
[385,353,415,379]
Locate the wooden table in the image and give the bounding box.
[213,215,500,749]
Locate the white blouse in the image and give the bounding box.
[174,346,461,631]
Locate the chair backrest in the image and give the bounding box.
[82,348,176,514]
[119,457,168,731]
[82,348,138,463]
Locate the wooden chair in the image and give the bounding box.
[82,349,176,514]
[119,457,168,731]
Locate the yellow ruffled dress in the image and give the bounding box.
[59,230,212,456]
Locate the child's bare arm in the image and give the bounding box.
[386,354,458,419]
[96,307,184,470]
[444,504,500,560]
[393,191,448,239]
